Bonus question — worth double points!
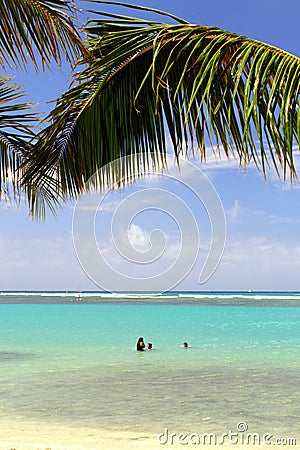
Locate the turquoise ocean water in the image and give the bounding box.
[0,291,299,438]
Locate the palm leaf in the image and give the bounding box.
[0,75,38,201]
[25,1,300,217]
[0,0,84,70]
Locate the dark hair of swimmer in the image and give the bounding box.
[137,337,145,351]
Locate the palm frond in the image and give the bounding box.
[86,0,189,24]
[0,0,84,70]
[25,3,300,217]
[0,75,37,201]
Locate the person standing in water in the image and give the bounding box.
[136,337,145,351]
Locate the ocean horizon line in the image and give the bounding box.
[1,289,300,294]
[0,290,300,306]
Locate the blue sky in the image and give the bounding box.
[0,0,299,292]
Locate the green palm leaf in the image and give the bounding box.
[25,1,300,217]
[0,0,87,210]
[0,0,84,69]
[0,75,37,201]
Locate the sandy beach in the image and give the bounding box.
[0,420,298,450]
[0,420,152,450]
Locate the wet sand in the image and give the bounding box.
[0,420,298,450]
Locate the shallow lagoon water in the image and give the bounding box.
[0,292,299,439]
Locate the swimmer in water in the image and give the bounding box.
[136,337,145,351]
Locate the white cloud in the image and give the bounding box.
[127,224,151,251]
[0,235,94,291]
[175,147,240,171]
[227,200,241,222]
[2,225,300,292]
[1,143,300,292]
[253,146,300,188]
[194,234,300,291]
[166,141,300,189]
